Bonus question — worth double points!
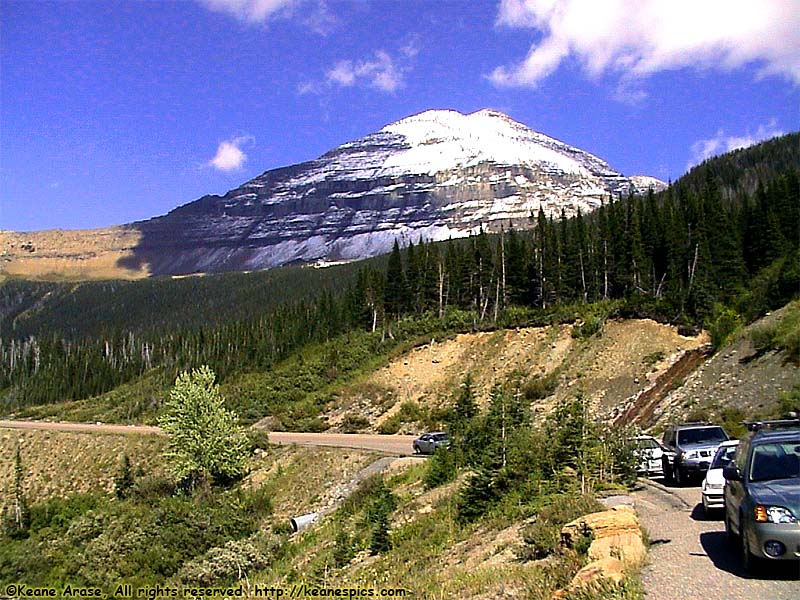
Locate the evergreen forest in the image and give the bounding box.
[1,133,798,417]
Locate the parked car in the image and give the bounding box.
[661,422,729,486]
[701,439,739,515]
[632,434,666,477]
[723,419,800,572]
[413,432,450,455]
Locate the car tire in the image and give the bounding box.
[740,519,764,575]
[663,459,674,484]
[674,465,684,487]
[724,510,737,544]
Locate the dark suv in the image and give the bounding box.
[723,419,800,572]
[661,423,729,485]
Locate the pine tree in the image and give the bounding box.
[3,443,30,539]
[114,453,135,499]
[384,240,408,317]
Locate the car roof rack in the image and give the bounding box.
[742,419,800,432]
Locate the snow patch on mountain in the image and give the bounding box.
[130,109,666,275]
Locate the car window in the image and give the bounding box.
[677,427,727,446]
[636,438,659,450]
[749,441,800,482]
[710,444,737,469]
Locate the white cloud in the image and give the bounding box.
[326,51,405,93]
[199,0,297,24]
[490,0,800,89]
[688,120,784,168]
[199,0,337,31]
[208,136,253,172]
[301,46,413,95]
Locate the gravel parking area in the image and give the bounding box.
[634,477,799,600]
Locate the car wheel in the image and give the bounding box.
[663,459,674,484]
[674,465,684,487]
[740,520,762,575]
[724,510,738,544]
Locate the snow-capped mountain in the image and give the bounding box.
[48,109,667,277]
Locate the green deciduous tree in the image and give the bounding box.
[159,365,250,488]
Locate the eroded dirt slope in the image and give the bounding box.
[647,304,800,429]
[325,319,708,432]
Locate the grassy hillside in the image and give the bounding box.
[1,390,642,599]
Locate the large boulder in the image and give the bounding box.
[553,504,645,598]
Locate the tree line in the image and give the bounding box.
[1,133,797,410]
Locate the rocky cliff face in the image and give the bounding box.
[2,109,665,278]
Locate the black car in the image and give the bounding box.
[723,419,800,572]
[661,422,729,485]
[413,432,450,455]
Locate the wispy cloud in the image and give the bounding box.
[208,136,253,172]
[688,120,784,168]
[198,0,337,32]
[198,0,297,24]
[489,0,800,90]
[300,45,416,95]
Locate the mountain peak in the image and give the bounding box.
[1,108,666,278]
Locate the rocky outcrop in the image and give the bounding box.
[127,110,663,275]
[554,505,646,598]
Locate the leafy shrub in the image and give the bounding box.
[717,407,747,439]
[523,373,558,401]
[175,532,280,586]
[642,351,666,367]
[132,475,177,500]
[340,412,370,433]
[769,385,800,419]
[707,305,743,350]
[518,494,603,561]
[378,401,424,434]
[26,494,101,534]
[572,316,604,339]
[240,485,272,517]
[247,428,271,452]
[423,447,458,490]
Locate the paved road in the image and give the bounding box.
[0,419,417,455]
[634,477,799,600]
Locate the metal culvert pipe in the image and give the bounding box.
[290,512,319,533]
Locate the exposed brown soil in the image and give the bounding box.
[327,319,708,433]
[647,305,800,429]
[0,227,148,280]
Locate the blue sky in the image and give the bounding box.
[2,0,798,232]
